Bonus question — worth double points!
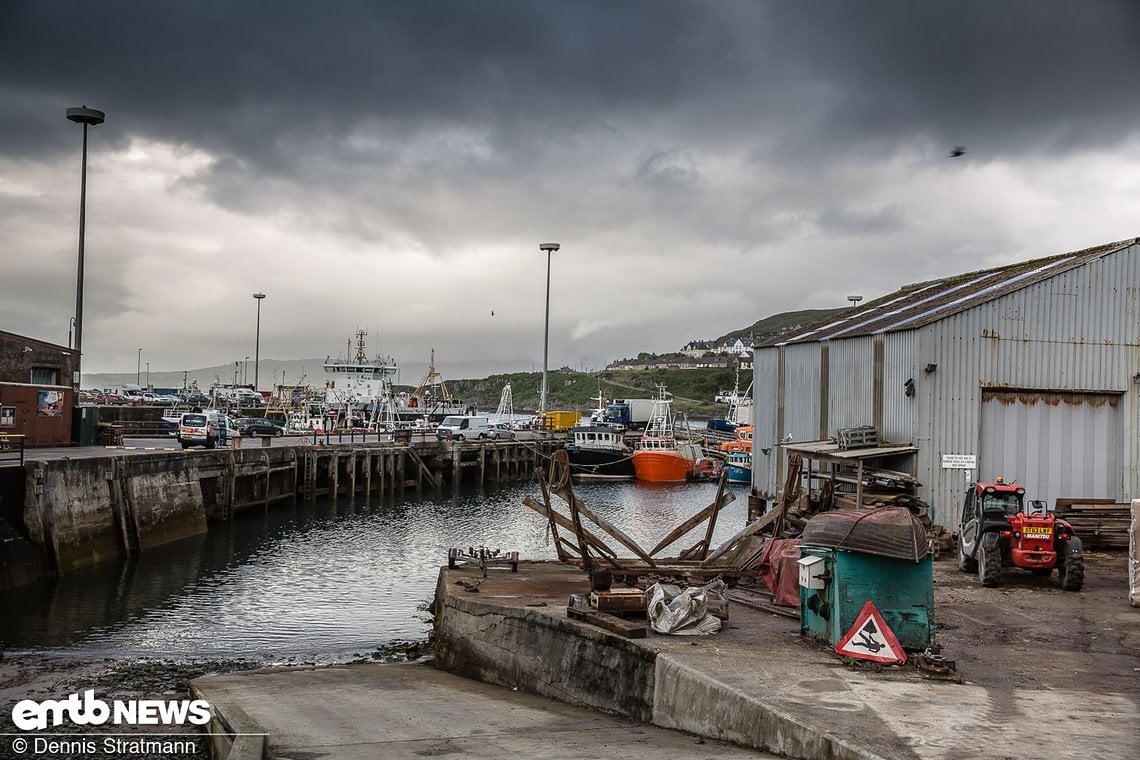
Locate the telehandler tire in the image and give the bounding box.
[978,538,1002,587]
[957,537,976,573]
[1059,550,1084,592]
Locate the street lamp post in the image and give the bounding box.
[145,362,150,391]
[66,105,105,393]
[253,292,266,391]
[137,348,142,386]
[538,243,560,424]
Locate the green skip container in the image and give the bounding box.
[798,508,934,651]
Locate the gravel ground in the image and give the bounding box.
[0,640,430,760]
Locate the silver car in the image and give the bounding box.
[486,422,515,440]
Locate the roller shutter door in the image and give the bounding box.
[980,391,1122,504]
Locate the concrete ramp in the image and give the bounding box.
[192,662,776,759]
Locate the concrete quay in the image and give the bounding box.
[194,559,1139,760]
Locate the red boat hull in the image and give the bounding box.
[632,450,695,482]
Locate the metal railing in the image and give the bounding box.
[0,434,25,467]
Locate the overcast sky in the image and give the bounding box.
[3,1,1139,384]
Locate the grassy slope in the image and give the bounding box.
[449,308,843,414]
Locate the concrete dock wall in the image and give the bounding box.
[432,564,878,760]
[1,438,563,589]
[434,576,658,722]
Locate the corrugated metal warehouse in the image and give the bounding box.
[751,238,1140,528]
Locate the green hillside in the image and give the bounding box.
[449,366,749,417]
[413,308,844,414]
[715,308,843,345]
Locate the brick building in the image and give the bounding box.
[0,329,80,446]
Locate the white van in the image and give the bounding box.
[178,411,219,449]
[436,415,492,441]
[178,411,240,449]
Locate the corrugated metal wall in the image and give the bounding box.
[751,348,780,498]
[755,243,1140,527]
[923,247,1139,523]
[783,344,822,444]
[881,331,918,444]
[826,336,874,434]
[980,391,1122,502]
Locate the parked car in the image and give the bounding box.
[234,417,284,437]
[486,422,515,440]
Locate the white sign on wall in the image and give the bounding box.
[941,453,977,469]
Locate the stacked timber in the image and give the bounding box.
[1054,499,1132,549]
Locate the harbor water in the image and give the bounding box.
[0,480,748,663]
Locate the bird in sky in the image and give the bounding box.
[949,146,966,157]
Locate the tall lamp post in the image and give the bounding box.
[66,105,105,393]
[538,243,560,424]
[137,348,142,386]
[253,292,266,391]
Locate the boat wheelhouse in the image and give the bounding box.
[565,425,634,481]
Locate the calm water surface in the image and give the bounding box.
[0,480,747,662]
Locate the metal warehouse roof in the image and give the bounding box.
[766,238,1137,346]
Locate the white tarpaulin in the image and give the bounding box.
[1130,499,1138,608]
[645,579,725,635]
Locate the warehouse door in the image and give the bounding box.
[980,391,1122,504]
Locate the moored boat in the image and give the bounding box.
[725,450,752,484]
[323,333,469,430]
[565,425,635,481]
[707,370,753,432]
[719,425,753,454]
[631,385,701,483]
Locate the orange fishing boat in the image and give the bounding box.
[631,385,702,482]
[718,425,752,454]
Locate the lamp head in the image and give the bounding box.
[253,292,266,300]
[539,243,560,253]
[66,106,105,126]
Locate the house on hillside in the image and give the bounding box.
[751,238,1140,528]
[681,340,716,358]
[718,337,751,355]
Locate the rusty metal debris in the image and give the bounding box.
[523,451,769,585]
[448,546,519,576]
[914,645,959,680]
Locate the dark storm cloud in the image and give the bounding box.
[4,1,1140,374]
[5,0,1139,206]
[755,1,1140,156]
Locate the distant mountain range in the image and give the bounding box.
[86,308,845,392]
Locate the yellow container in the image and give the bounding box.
[537,410,580,432]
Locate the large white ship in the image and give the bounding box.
[320,331,470,430]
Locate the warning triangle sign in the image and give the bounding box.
[834,600,907,664]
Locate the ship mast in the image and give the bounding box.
[413,348,454,402]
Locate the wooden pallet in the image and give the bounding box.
[837,425,879,449]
